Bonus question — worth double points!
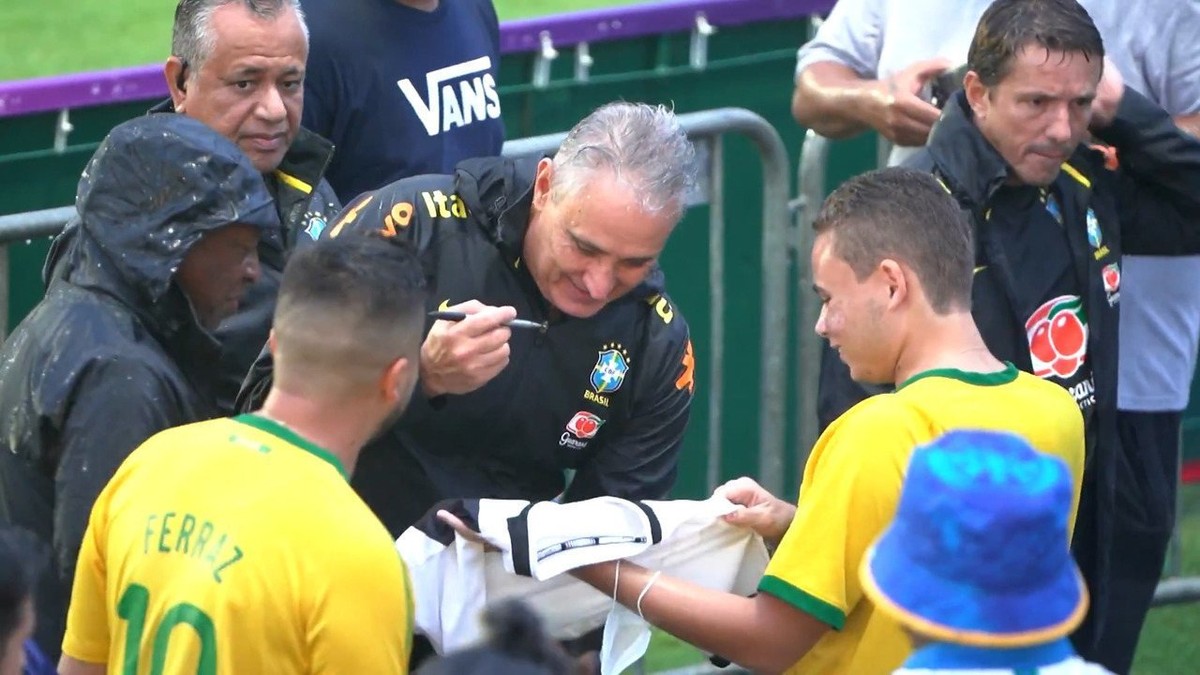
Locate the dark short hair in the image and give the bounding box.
[0,528,47,661]
[813,168,974,314]
[172,0,307,73]
[967,0,1104,87]
[416,600,579,675]
[275,234,427,367]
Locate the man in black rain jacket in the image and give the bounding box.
[0,114,277,659]
[238,102,699,539]
[815,2,1200,672]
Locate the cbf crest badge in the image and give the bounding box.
[1043,192,1063,225]
[1085,208,1102,249]
[303,211,328,241]
[591,343,631,394]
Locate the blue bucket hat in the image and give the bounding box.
[860,429,1087,647]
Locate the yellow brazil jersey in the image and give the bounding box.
[62,414,413,674]
[760,364,1084,675]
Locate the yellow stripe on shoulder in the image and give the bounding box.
[1059,162,1091,189]
[274,170,313,195]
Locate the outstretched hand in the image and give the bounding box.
[436,509,501,552]
[714,477,796,547]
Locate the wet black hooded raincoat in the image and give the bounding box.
[0,113,278,657]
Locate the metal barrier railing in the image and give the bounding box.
[792,132,1199,610]
[792,129,828,471]
[0,205,74,337]
[0,205,72,242]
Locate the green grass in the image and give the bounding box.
[1131,483,1200,675]
[0,0,638,82]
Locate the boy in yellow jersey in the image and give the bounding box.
[559,167,1085,674]
[58,233,427,675]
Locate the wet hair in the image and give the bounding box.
[272,234,427,396]
[813,167,974,314]
[0,528,47,662]
[967,0,1104,87]
[172,0,308,76]
[550,102,697,222]
[416,599,582,675]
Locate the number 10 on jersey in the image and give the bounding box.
[117,583,217,674]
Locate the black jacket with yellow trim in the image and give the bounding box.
[238,156,695,536]
[197,112,341,413]
[817,87,1200,648]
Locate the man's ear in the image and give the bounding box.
[879,259,909,308]
[531,157,555,211]
[165,56,189,111]
[267,329,277,356]
[963,70,989,121]
[381,356,412,403]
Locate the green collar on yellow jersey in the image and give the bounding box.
[897,362,1018,391]
[234,414,349,481]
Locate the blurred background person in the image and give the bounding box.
[300,0,505,203]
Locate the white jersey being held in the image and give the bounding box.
[397,495,769,675]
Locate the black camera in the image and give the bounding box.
[930,64,969,109]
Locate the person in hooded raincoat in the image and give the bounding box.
[0,113,277,660]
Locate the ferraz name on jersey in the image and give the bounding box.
[398,56,502,137]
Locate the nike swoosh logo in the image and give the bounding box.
[438,298,451,311]
[974,266,987,274]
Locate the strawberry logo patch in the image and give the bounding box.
[1026,295,1088,379]
[565,411,604,440]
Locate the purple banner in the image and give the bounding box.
[0,0,832,119]
[500,0,832,54]
[0,68,166,119]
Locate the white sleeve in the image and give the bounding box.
[795,0,888,79]
[1160,3,1200,115]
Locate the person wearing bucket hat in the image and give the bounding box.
[559,167,1085,675]
[0,113,277,660]
[861,429,1111,674]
